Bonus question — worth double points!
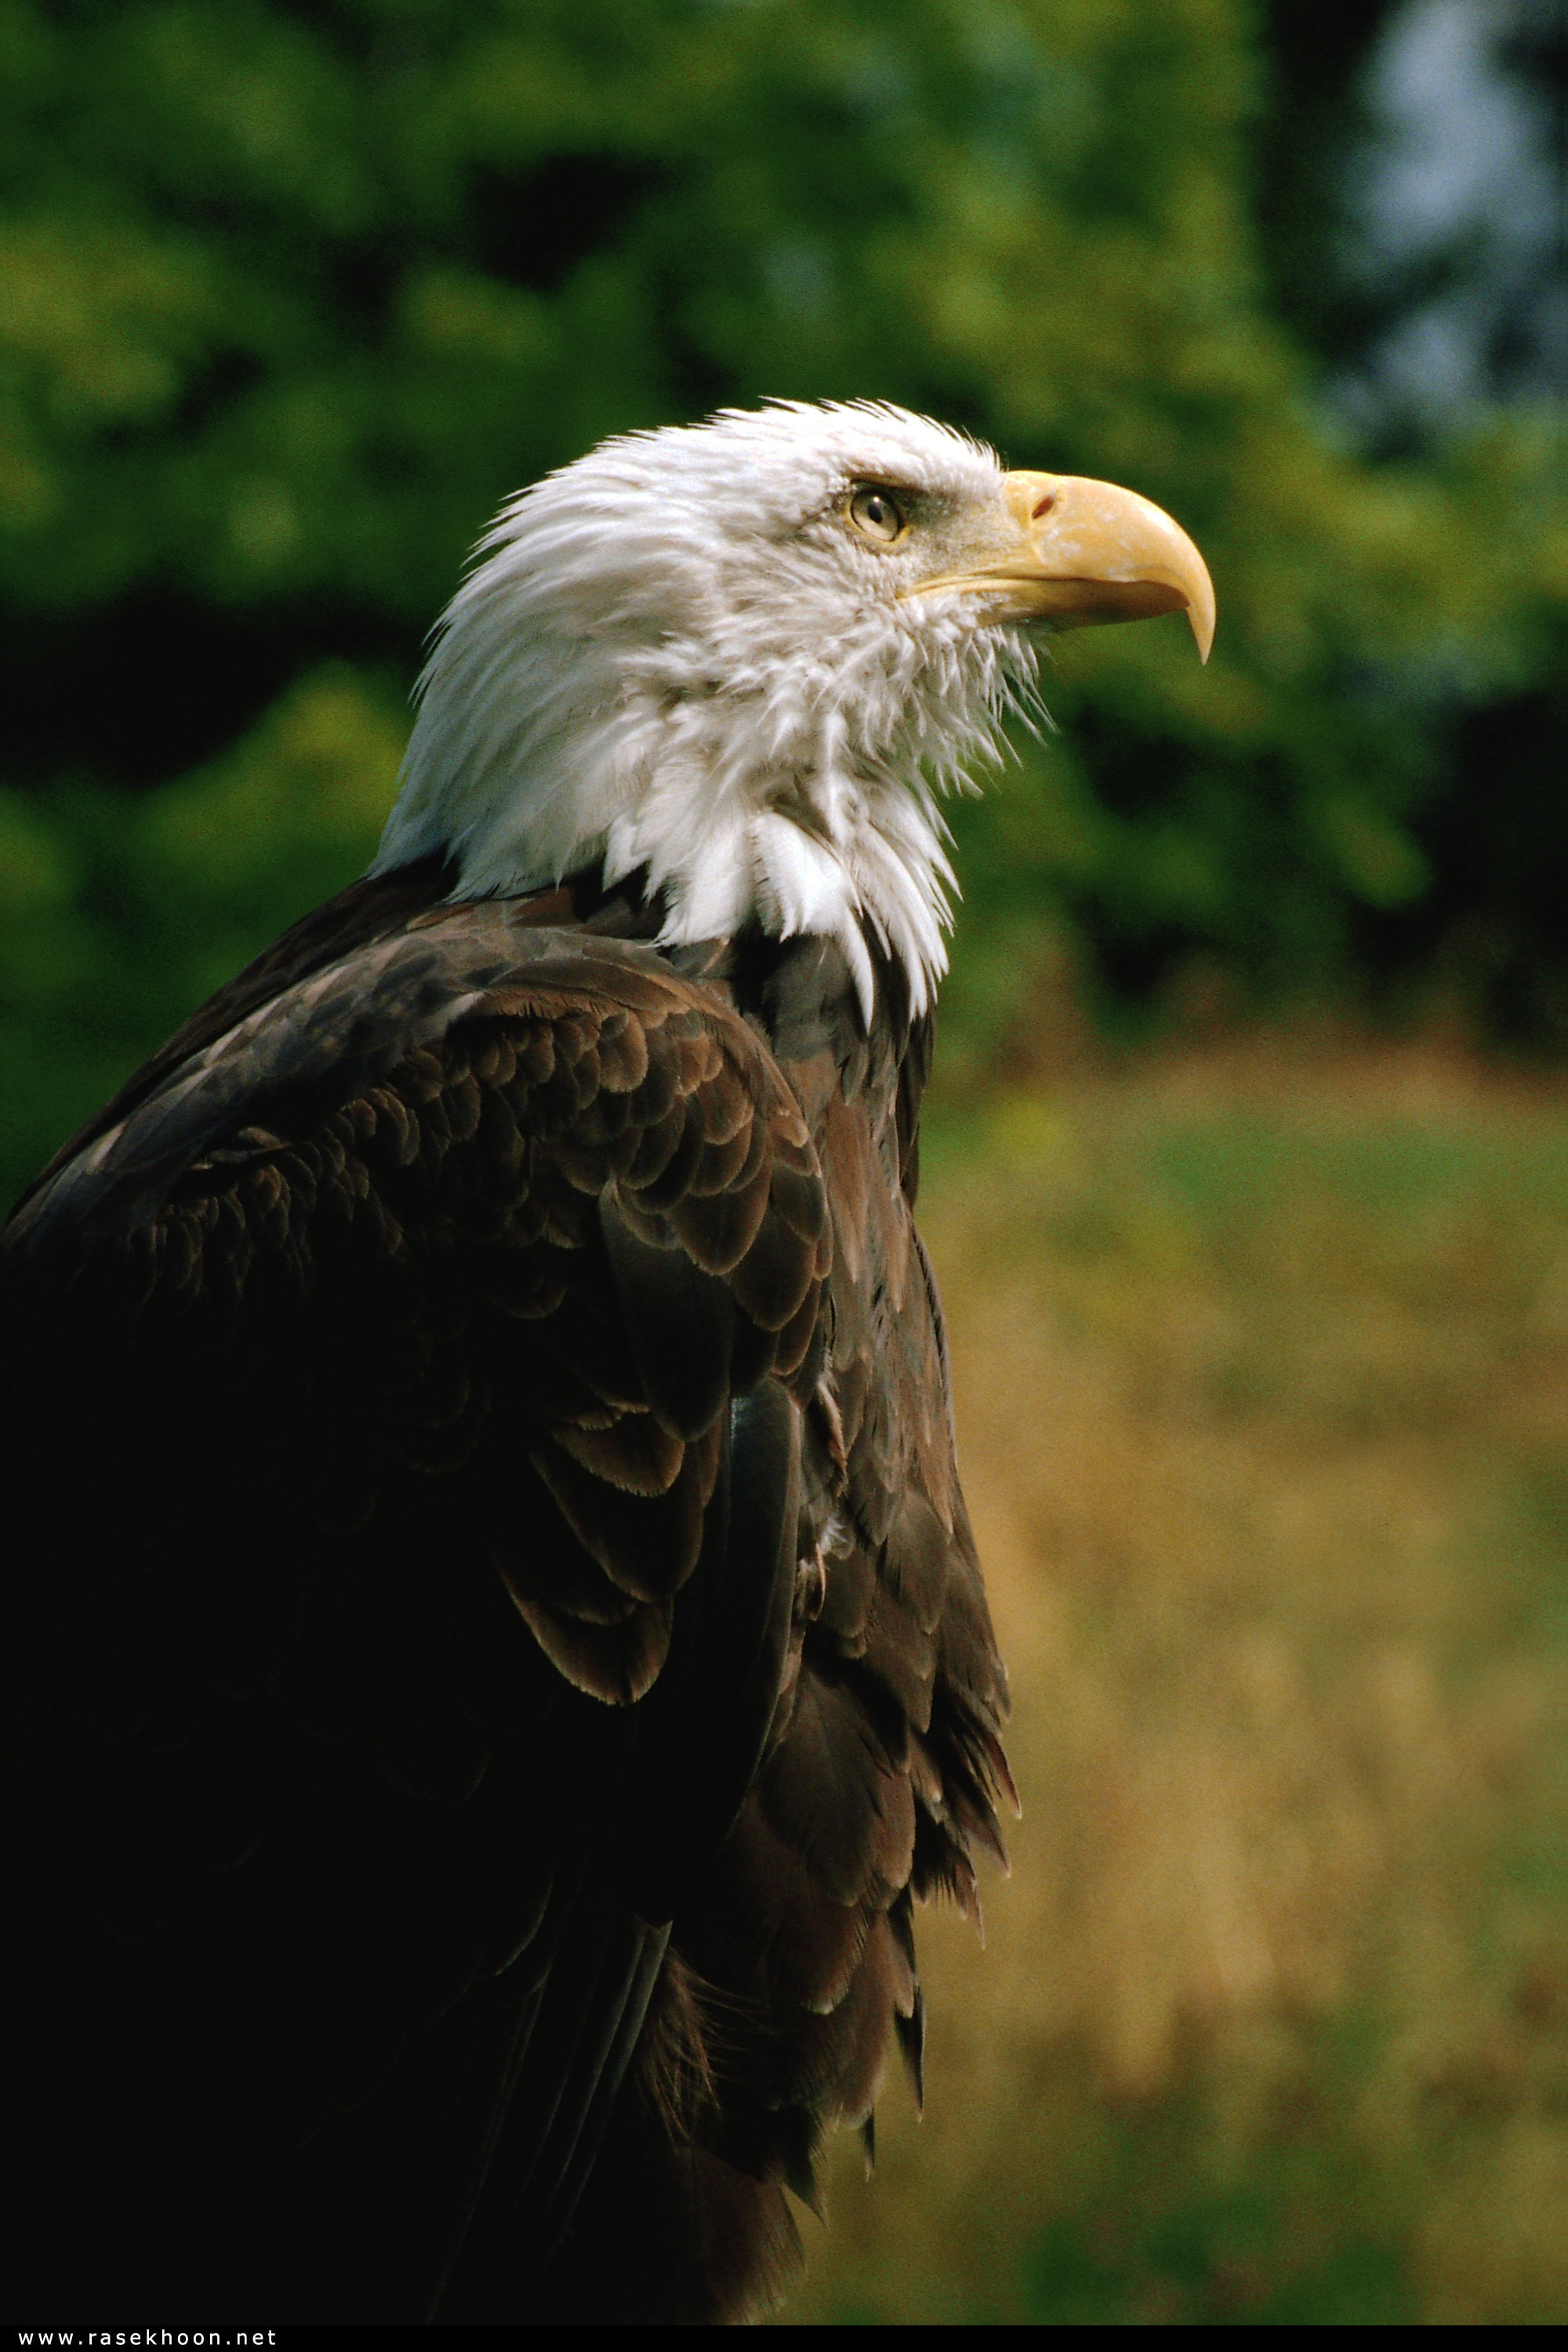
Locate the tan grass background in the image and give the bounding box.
[778,1035,1568,2325]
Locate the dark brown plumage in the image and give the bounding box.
[5,856,1012,2325]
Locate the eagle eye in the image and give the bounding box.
[848,485,907,545]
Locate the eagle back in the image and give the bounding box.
[4,866,1011,2324]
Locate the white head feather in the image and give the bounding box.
[373,401,1040,1018]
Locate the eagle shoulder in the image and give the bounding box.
[4,882,1009,2324]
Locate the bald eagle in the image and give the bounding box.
[5,404,1211,2325]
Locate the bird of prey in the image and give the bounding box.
[5,402,1212,2325]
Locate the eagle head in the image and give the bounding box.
[375,401,1213,1016]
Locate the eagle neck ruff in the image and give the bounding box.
[376,630,1017,1027]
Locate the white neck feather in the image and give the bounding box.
[372,404,1036,1019]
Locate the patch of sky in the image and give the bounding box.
[1334,0,1565,440]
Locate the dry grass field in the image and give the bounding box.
[779,1033,1568,2326]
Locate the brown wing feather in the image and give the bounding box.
[6,903,821,2319]
[5,885,1011,2325]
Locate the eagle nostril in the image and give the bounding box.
[1031,492,1056,521]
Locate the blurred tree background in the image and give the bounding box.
[1,0,1563,1196]
[2,0,1566,2326]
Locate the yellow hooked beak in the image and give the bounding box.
[906,470,1215,662]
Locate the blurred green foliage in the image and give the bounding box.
[782,1053,1568,2327]
[0,668,405,1184]
[2,0,1565,1200]
[1018,2052,1421,2328]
